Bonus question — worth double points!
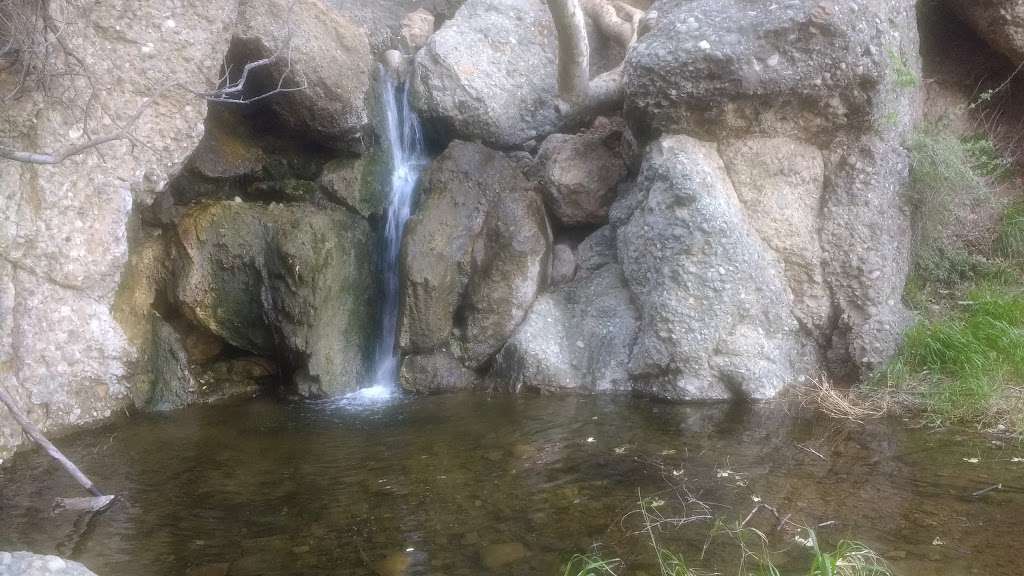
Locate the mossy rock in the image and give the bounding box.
[173,201,374,396]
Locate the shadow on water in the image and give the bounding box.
[1,394,1022,575]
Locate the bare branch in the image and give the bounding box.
[0,0,308,166]
[0,95,154,165]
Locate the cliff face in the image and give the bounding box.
[0,0,385,461]
[0,0,237,461]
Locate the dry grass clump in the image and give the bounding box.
[796,377,897,423]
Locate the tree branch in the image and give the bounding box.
[0,94,154,165]
[548,0,644,117]
[0,0,308,166]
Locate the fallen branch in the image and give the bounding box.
[0,385,108,499]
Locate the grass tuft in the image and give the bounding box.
[884,285,1024,433]
[994,201,1024,263]
[561,553,621,576]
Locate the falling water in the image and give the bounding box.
[349,69,425,402]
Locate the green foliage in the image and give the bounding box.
[562,553,622,576]
[569,496,894,576]
[995,201,1024,263]
[910,247,1015,297]
[908,127,988,249]
[888,50,918,89]
[962,136,1014,181]
[889,285,1024,428]
[807,531,893,576]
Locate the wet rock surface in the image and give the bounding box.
[399,141,550,389]
[173,202,373,397]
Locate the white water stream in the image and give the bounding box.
[346,69,426,403]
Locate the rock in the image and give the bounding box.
[401,9,436,52]
[0,552,97,575]
[719,138,830,339]
[412,0,560,148]
[232,0,372,152]
[194,357,277,402]
[399,141,550,384]
[576,226,618,273]
[624,0,901,142]
[479,543,527,570]
[149,316,195,411]
[616,136,808,400]
[181,327,226,366]
[549,242,577,287]
[493,264,636,393]
[400,351,479,393]
[111,228,172,408]
[821,137,915,376]
[332,0,463,54]
[173,202,373,397]
[1,0,386,458]
[317,155,386,218]
[187,109,265,180]
[948,0,1024,64]
[533,118,628,226]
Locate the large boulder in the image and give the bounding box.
[411,0,560,148]
[232,0,372,152]
[399,141,550,388]
[532,117,628,227]
[623,0,921,380]
[719,138,830,340]
[493,261,637,393]
[947,0,1024,64]
[624,0,904,143]
[616,136,809,400]
[173,202,373,397]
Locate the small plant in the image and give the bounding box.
[908,126,988,249]
[561,553,622,576]
[995,201,1024,263]
[962,136,1013,181]
[888,50,918,89]
[806,529,893,576]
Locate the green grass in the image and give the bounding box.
[562,496,894,576]
[994,201,1024,263]
[808,534,893,576]
[908,127,990,250]
[891,119,1024,434]
[562,553,622,576]
[885,284,1024,431]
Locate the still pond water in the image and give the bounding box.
[1,394,1022,575]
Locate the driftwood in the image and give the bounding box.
[0,385,112,506]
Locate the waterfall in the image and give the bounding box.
[352,69,425,401]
